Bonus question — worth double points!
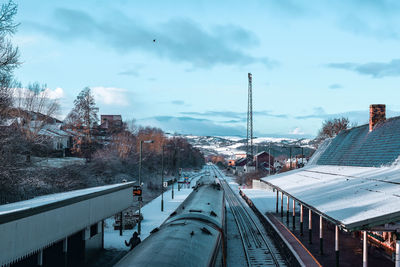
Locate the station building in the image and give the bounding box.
[257,104,400,266]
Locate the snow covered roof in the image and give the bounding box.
[0,182,134,266]
[261,117,400,231]
[262,164,400,231]
[0,182,134,223]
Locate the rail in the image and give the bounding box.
[211,165,286,267]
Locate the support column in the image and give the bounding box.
[280,192,283,217]
[276,190,279,213]
[101,220,105,249]
[63,238,68,267]
[292,199,296,230]
[363,231,368,267]
[119,211,123,236]
[308,209,312,244]
[286,195,290,224]
[300,204,303,236]
[320,216,323,255]
[395,240,400,267]
[37,249,43,266]
[335,225,339,267]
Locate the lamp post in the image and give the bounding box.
[138,139,154,235]
[161,133,171,212]
[177,148,184,191]
[161,145,165,211]
[161,144,172,211]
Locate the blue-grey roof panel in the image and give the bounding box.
[316,117,400,167]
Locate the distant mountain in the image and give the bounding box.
[182,135,317,158]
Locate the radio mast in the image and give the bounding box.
[246,73,254,162]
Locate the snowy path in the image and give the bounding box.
[103,173,202,250]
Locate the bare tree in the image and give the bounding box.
[0,0,19,119]
[111,130,136,160]
[316,117,351,142]
[13,82,60,161]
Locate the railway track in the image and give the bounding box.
[211,165,286,267]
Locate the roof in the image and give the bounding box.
[262,165,400,231]
[316,116,400,167]
[235,157,248,166]
[101,114,122,120]
[262,115,400,231]
[0,182,134,266]
[254,151,273,157]
[0,182,134,223]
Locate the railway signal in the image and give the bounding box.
[133,185,142,196]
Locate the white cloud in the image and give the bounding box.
[45,87,64,99]
[91,86,129,106]
[13,87,64,100]
[290,127,304,135]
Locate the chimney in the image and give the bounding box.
[369,104,386,131]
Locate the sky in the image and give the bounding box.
[12,0,400,138]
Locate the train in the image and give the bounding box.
[115,171,226,267]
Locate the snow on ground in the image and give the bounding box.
[33,157,86,168]
[241,189,277,213]
[185,135,314,158]
[103,174,203,250]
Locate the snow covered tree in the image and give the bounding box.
[12,82,60,161]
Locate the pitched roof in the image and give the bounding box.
[316,116,400,167]
[254,151,272,157]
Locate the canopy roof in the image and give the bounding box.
[0,182,134,224]
[262,165,400,231]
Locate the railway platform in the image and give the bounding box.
[240,188,395,267]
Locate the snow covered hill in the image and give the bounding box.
[182,135,316,158]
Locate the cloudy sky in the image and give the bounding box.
[13,0,400,138]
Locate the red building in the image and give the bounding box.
[254,151,274,170]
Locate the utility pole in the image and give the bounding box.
[138,140,153,235]
[161,145,165,212]
[255,145,258,170]
[246,73,254,165]
[268,143,271,176]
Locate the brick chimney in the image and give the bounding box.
[369,104,386,131]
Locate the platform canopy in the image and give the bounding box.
[261,165,400,231]
[0,182,134,266]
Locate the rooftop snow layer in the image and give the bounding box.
[0,182,134,220]
[261,165,400,230]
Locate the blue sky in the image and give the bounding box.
[13,0,400,138]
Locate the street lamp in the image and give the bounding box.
[138,139,154,235]
[161,145,165,212]
[161,144,172,211]
[177,148,185,192]
[161,133,171,212]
